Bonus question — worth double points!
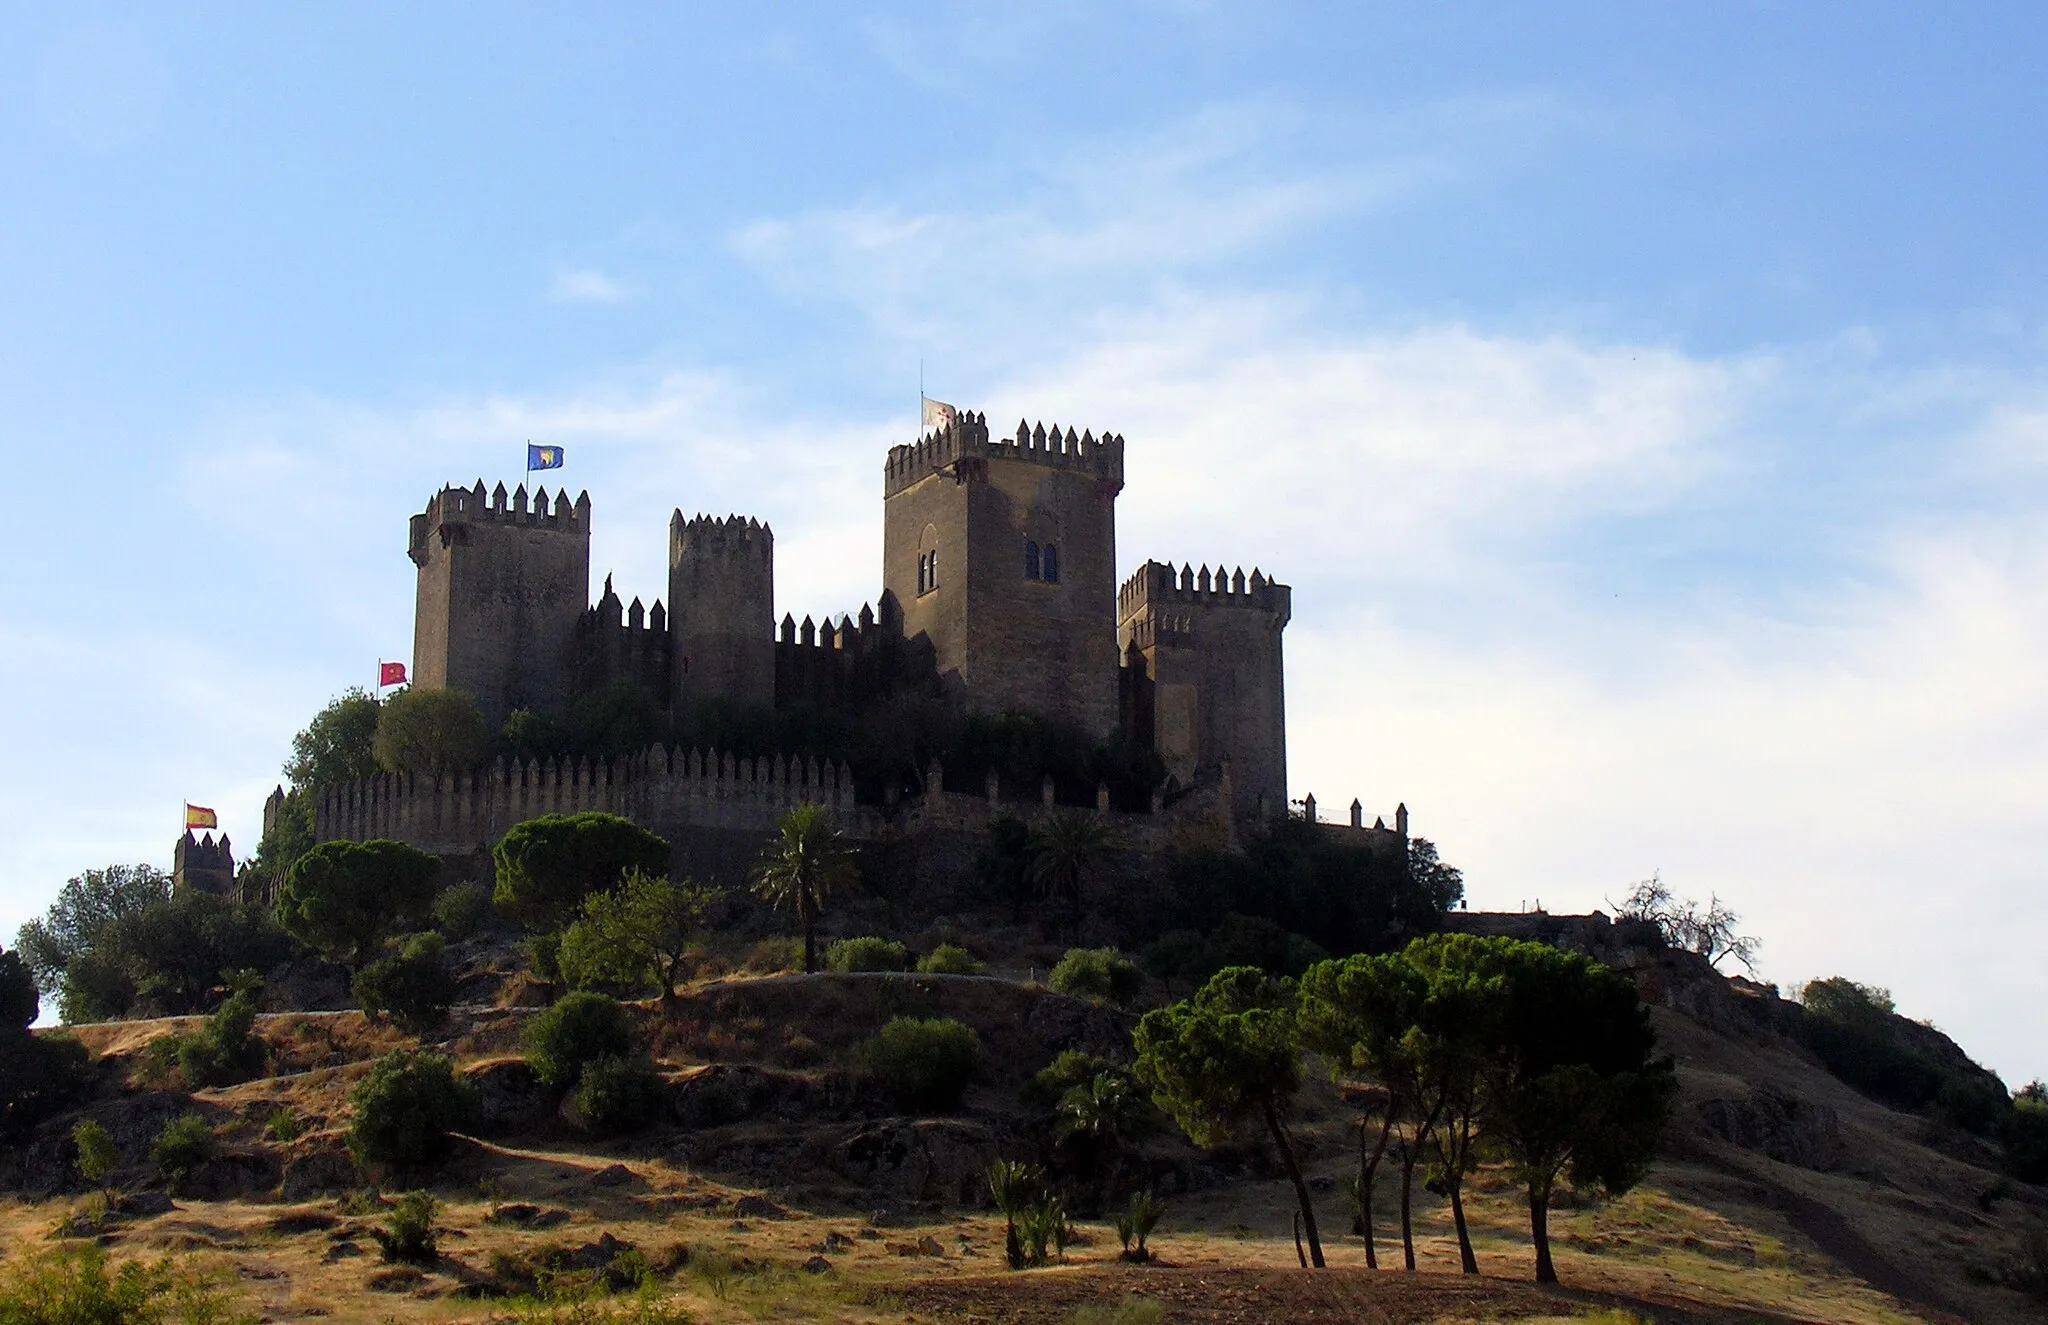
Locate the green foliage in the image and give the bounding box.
[917,943,983,975]
[55,891,290,1022]
[750,804,859,974]
[1019,1192,1074,1266]
[1028,812,1111,912]
[1142,914,1328,984]
[371,1190,439,1265]
[1798,976,2006,1133]
[1026,1051,1117,1110]
[2001,1094,2048,1184]
[150,1113,215,1187]
[1113,1190,1165,1263]
[432,881,494,939]
[347,1050,477,1167]
[863,1016,981,1112]
[524,992,637,1090]
[975,816,1036,917]
[572,1055,665,1134]
[373,686,491,776]
[0,949,94,1141]
[501,707,574,763]
[266,1106,303,1147]
[0,1246,243,1325]
[825,936,908,973]
[1048,947,1141,1003]
[494,813,671,931]
[526,932,563,984]
[557,870,720,999]
[352,933,458,1034]
[985,1159,1044,1269]
[14,864,172,999]
[244,791,317,898]
[276,839,440,969]
[287,688,382,789]
[175,982,268,1087]
[567,680,663,759]
[72,1120,119,1189]
[1133,966,1301,1150]
[1406,837,1466,913]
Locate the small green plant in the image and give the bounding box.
[917,943,983,975]
[433,880,494,938]
[986,1160,1041,1269]
[825,936,909,973]
[1020,1192,1073,1266]
[743,936,802,974]
[352,932,458,1034]
[1048,947,1141,1003]
[72,1120,119,1191]
[0,1246,243,1325]
[1026,1050,1116,1109]
[150,1113,215,1190]
[347,1050,477,1167]
[573,1055,664,1134]
[863,1016,981,1112]
[1113,1190,1165,1263]
[527,931,564,984]
[1069,1298,1167,1325]
[690,1246,734,1299]
[176,982,268,1087]
[370,1189,438,1264]
[524,991,636,1090]
[266,1105,304,1147]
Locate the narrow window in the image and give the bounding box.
[1042,544,1059,584]
[917,552,927,595]
[929,547,938,587]
[1024,540,1040,580]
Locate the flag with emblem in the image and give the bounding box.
[184,803,218,831]
[528,443,564,471]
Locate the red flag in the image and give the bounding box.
[380,661,408,688]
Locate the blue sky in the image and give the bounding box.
[4,4,2046,1078]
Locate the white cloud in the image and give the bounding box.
[548,269,634,305]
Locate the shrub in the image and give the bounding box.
[2001,1097,2048,1184]
[432,881,494,939]
[918,943,983,975]
[743,937,802,974]
[373,686,491,777]
[266,1106,303,1147]
[1048,948,1141,1003]
[72,1120,118,1189]
[524,991,636,1090]
[1113,1190,1165,1263]
[371,1190,438,1264]
[353,933,458,1034]
[175,982,268,1087]
[1020,1192,1073,1265]
[0,1247,236,1325]
[526,932,563,984]
[826,937,909,973]
[864,1016,981,1112]
[1025,1050,1116,1110]
[573,1055,665,1134]
[150,1113,215,1188]
[348,1050,477,1167]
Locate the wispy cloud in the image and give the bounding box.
[549,268,634,305]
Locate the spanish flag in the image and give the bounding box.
[185,803,218,831]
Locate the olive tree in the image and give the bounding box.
[557,869,722,1004]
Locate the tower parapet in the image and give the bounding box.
[884,413,1126,499]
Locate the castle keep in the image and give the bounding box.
[317,410,1403,884]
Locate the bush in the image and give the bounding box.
[0,1247,237,1325]
[348,1050,476,1167]
[1048,948,1141,1003]
[373,686,491,777]
[53,891,291,1022]
[353,933,458,1034]
[524,991,636,1090]
[371,1190,439,1264]
[864,1016,981,1112]
[918,943,984,975]
[175,982,268,1087]
[743,937,802,974]
[827,936,909,973]
[2001,1097,2048,1184]
[1025,1050,1117,1110]
[1113,1190,1165,1263]
[574,1055,664,1134]
[150,1113,214,1187]
[72,1120,118,1189]
[432,881,494,939]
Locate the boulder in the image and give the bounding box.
[465,1058,553,1133]
[1697,1089,1844,1171]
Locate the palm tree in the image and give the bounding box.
[1058,1069,1138,1210]
[1026,810,1110,933]
[985,1160,1043,1269]
[749,803,859,974]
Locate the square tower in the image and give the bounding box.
[882,413,1125,739]
[409,481,591,727]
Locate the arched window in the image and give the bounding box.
[1023,540,1040,580]
[917,552,928,595]
[929,546,938,588]
[917,525,940,595]
[1041,544,1059,584]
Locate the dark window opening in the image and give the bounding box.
[1042,544,1059,583]
[1024,540,1040,580]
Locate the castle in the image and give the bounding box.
[310,409,1406,887]
[405,411,1291,824]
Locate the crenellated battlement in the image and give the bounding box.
[669,512,773,561]
[1117,559,1291,629]
[409,481,589,567]
[884,411,1126,498]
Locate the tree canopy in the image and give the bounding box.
[14,863,172,998]
[493,813,671,931]
[57,891,291,1021]
[276,839,441,968]
[0,947,93,1140]
[750,803,858,974]
[285,688,382,789]
[557,868,722,1002]
[1134,966,1325,1267]
[373,686,492,777]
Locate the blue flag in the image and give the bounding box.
[528,443,564,471]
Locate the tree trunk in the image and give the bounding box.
[1448,1179,1476,1274]
[801,897,818,974]
[1444,1113,1478,1274]
[1358,1112,1393,1271]
[1397,1134,1418,1271]
[1264,1101,1325,1268]
[1529,1179,1556,1284]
